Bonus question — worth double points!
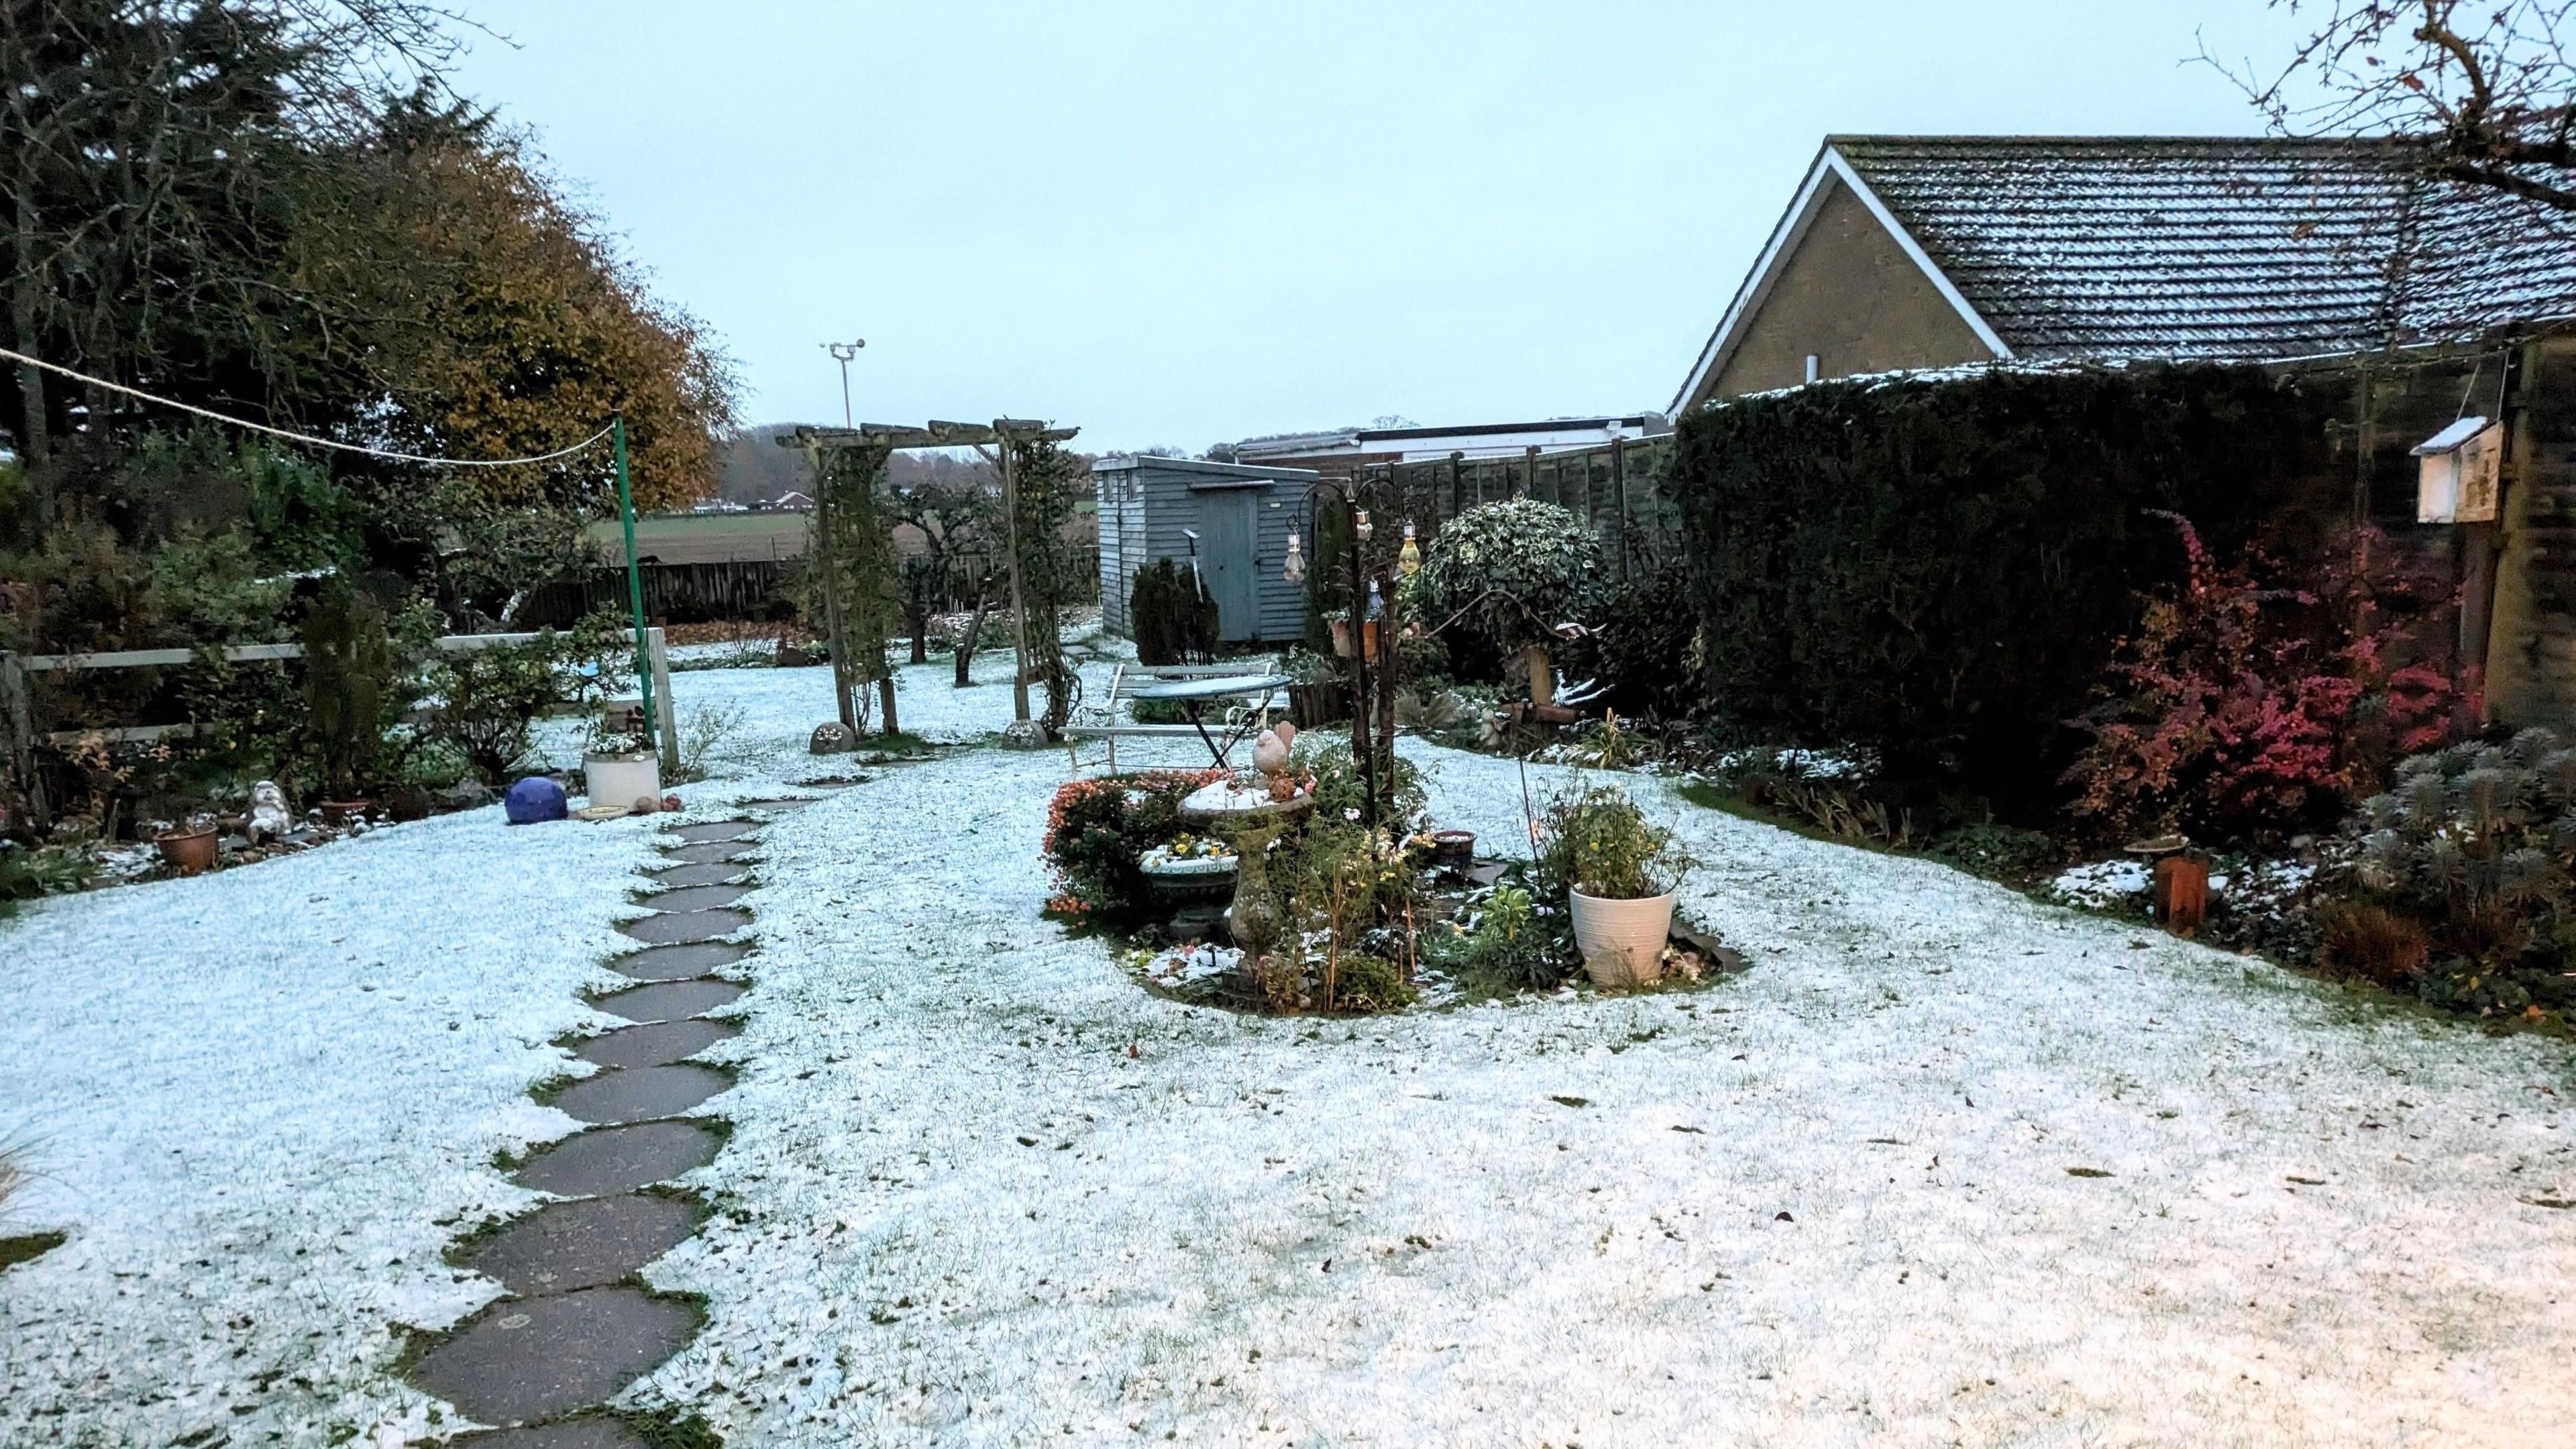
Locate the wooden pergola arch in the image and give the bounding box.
[780,419,1079,737]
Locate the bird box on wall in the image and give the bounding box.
[2413,415,2504,524]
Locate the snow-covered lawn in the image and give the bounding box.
[0,805,665,1445]
[5,649,2573,1446]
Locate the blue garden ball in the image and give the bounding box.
[503,775,568,824]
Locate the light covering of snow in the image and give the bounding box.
[2046,857,2152,908]
[8,661,2575,1446]
[0,805,665,1446]
[622,731,2575,1446]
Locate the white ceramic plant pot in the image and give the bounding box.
[584,751,660,810]
[1568,888,1675,988]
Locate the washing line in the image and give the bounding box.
[0,344,614,468]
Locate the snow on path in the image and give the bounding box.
[633,740,2576,1447]
[0,806,667,1447]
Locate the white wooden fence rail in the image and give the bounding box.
[0,627,677,776]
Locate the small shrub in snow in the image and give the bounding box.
[1536,784,1690,900]
[1041,769,1227,932]
[1425,882,1573,996]
[2313,901,2432,989]
[2333,727,2576,1013]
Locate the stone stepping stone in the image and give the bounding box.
[605,941,751,981]
[666,820,759,844]
[657,840,759,866]
[513,1122,723,1197]
[409,1287,696,1427]
[589,978,745,1024]
[574,1018,738,1070]
[631,882,751,913]
[638,861,749,888]
[458,1421,651,1449]
[616,908,751,946]
[744,796,819,810]
[553,1064,730,1125]
[460,1193,702,1296]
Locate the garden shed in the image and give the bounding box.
[1095,455,1318,644]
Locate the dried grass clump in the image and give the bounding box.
[2314,901,2432,987]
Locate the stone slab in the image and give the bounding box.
[513,1121,722,1197]
[604,941,751,981]
[616,908,752,946]
[743,796,820,810]
[462,1193,701,1296]
[638,861,751,888]
[573,1018,739,1070]
[588,978,745,1024]
[553,1064,730,1125]
[666,820,759,844]
[409,1287,696,1426]
[657,840,759,866]
[459,1422,651,1449]
[458,1421,651,1449]
[631,883,752,913]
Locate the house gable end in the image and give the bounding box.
[1672,148,2008,414]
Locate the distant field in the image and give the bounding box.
[585,512,810,564]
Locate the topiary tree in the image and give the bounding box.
[1406,498,1600,704]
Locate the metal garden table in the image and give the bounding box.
[1122,672,1293,767]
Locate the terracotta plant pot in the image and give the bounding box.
[1568,888,1676,989]
[1430,829,1477,871]
[319,799,374,828]
[155,824,219,877]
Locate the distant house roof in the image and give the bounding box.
[1674,135,2576,412]
[1235,414,1668,464]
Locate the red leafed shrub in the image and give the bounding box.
[1042,768,1228,932]
[2063,515,2463,841]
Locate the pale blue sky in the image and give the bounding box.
[450,2,2318,453]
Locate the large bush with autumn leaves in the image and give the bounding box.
[0,3,736,836]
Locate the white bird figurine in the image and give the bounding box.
[1252,727,1290,776]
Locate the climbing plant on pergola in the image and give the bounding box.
[782,418,1078,739]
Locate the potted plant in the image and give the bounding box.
[1540,784,1691,988]
[584,716,661,811]
[303,580,391,826]
[1404,498,1599,708]
[154,816,220,875]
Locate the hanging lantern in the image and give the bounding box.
[1283,529,1306,584]
[1398,521,1421,576]
[1354,508,1374,542]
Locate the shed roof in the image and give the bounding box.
[1093,453,1320,483]
[1674,135,2576,411]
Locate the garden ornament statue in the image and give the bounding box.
[504,775,569,825]
[246,781,292,843]
[808,721,856,755]
[1002,718,1049,749]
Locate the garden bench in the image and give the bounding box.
[1063,658,1283,773]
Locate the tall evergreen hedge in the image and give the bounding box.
[1665,364,2347,806]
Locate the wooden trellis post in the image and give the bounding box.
[780,419,1077,739]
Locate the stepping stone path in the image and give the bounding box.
[412,798,834,1442]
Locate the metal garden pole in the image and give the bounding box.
[612,414,657,745]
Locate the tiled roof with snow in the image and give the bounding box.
[1831,136,2576,360]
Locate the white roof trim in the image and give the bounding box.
[1668,144,2012,415]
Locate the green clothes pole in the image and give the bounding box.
[612,414,657,743]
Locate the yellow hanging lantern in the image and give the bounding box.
[1398,521,1421,576]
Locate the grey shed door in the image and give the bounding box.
[1200,492,1260,641]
